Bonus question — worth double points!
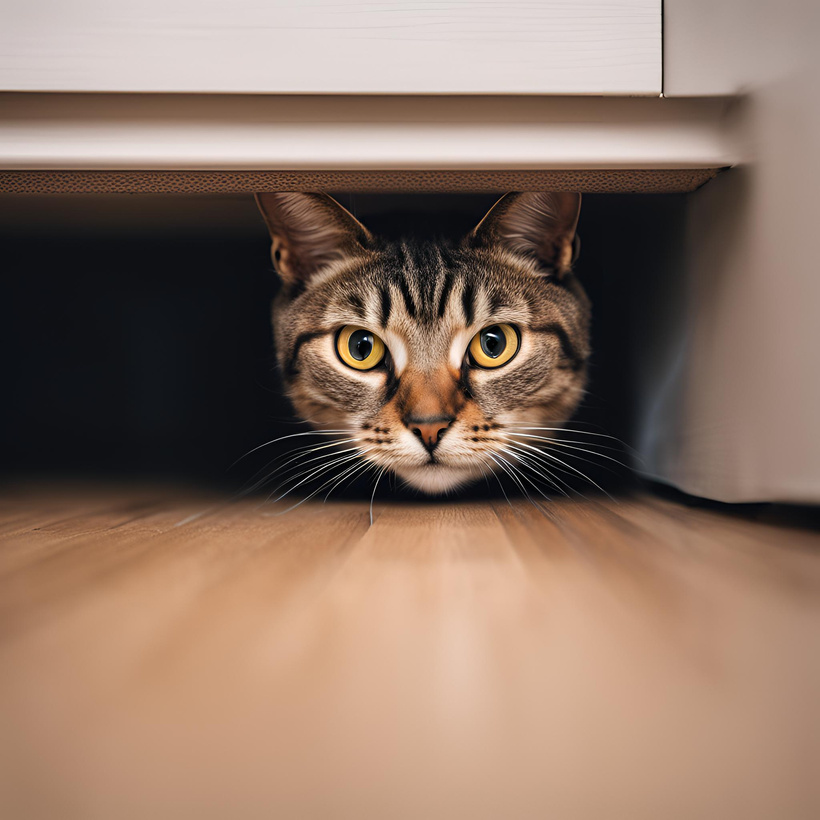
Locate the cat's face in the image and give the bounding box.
[256,192,589,494]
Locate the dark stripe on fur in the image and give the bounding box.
[532,323,585,370]
[383,365,401,404]
[489,289,508,314]
[379,286,392,328]
[397,274,417,319]
[461,282,475,326]
[347,293,364,316]
[287,330,325,376]
[437,275,454,318]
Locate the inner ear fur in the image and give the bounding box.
[255,192,372,289]
[470,192,582,278]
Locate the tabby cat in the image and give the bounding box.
[255,192,589,495]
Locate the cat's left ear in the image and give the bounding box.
[255,192,372,290]
[469,192,582,279]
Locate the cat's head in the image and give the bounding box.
[256,192,589,494]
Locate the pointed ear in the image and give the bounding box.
[470,192,582,279]
[255,192,372,289]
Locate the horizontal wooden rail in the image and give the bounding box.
[0,95,736,187]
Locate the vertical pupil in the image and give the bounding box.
[349,330,374,361]
[481,326,506,358]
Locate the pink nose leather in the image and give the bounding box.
[410,421,451,450]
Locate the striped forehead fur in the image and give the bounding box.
[311,240,547,330]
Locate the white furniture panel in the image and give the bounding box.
[0,0,661,95]
[633,0,820,502]
[0,95,732,171]
[634,67,820,503]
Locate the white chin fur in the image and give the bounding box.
[393,464,485,495]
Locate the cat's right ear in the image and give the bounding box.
[469,192,582,279]
[255,193,372,290]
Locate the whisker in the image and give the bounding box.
[239,438,360,496]
[479,456,515,510]
[505,425,626,443]
[266,454,375,516]
[489,452,548,507]
[230,429,354,469]
[505,424,641,459]
[512,440,614,500]
[502,433,630,471]
[261,443,364,487]
[266,449,373,505]
[321,458,376,502]
[322,456,381,502]
[494,451,557,503]
[505,431,627,456]
[499,445,574,500]
[501,441,588,488]
[489,454,557,522]
[369,466,388,526]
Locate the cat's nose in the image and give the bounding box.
[407,417,454,452]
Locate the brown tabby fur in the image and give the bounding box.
[255,192,589,494]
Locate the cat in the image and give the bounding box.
[255,191,589,495]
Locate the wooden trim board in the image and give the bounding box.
[0,94,736,178]
[0,168,720,195]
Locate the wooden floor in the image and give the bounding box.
[1,482,818,819]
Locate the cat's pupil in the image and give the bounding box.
[480,326,506,359]
[349,329,374,361]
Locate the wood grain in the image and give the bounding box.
[0,483,818,818]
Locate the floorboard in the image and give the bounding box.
[1,482,818,819]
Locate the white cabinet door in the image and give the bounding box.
[0,0,661,95]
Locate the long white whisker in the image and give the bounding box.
[504,430,625,453]
[268,454,375,516]
[320,458,375,502]
[263,444,364,486]
[501,441,584,487]
[505,425,641,458]
[515,440,613,499]
[488,453,529,499]
[505,425,630,445]
[240,439,361,496]
[494,452,556,504]
[505,431,627,457]
[230,429,354,468]
[323,457,379,502]
[369,466,388,526]
[502,433,629,472]
[267,449,373,504]
[502,438,611,497]
[489,454,558,523]
[505,424,616,436]
[490,452,550,508]
[499,445,574,500]
[480,456,514,510]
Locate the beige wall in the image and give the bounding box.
[663,0,820,96]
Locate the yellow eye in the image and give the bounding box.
[336,325,386,370]
[469,324,520,368]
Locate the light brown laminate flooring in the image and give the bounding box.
[0,482,818,819]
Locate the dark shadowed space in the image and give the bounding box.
[0,192,686,497]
